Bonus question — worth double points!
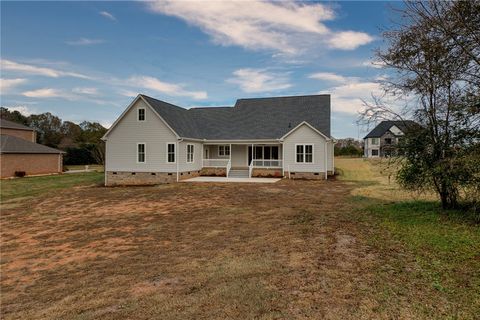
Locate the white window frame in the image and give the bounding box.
[371,138,379,145]
[218,145,230,156]
[137,143,146,163]
[371,149,379,157]
[295,143,314,164]
[137,107,146,122]
[186,144,194,163]
[166,142,176,163]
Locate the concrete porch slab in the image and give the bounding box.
[182,176,282,183]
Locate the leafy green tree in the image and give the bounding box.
[29,112,63,147]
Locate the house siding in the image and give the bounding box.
[364,137,380,157]
[105,99,178,172]
[1,153,62,178]
[1,128,35,142]
[178,141,203,172]
[327,141,334,173]
[283,124,327,174]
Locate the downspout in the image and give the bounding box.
[324,140,328,180]
[176,138,183,182]
[104,139,108,186]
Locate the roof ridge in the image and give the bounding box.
[236,94,330,101]
[140,94,187,111]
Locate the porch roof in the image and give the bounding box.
[141,94,331,140]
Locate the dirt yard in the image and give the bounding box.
[1,160,479,319]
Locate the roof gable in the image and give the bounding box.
[102,95,180,140]
[364,120,417,139]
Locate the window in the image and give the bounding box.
[371,149,379,156]
[138,108,145,121]
[187,144,194,163]
[385,138,392,145]
[218,145,230,156]
[296,144,313,163]
[137,143,145,163]
[371,138,379,145]
[167,143,175,163]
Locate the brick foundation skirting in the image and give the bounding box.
[284,171,325,180]
[106,170,200,186]
[200,167,226,177]
[252,168,283,178]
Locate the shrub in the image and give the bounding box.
[14,171,26,177]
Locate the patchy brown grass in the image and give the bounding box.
[1,165,478,319]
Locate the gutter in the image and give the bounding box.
[176,138,183,182]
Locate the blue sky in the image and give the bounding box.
[1,1,398,138]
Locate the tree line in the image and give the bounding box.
[0,107,107,165]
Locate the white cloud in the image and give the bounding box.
[327,31,374,50]
[362,59,386,69]
[1,59,90,79]
[128,76,207,100]
[72,87,98,95]
[146,0,373,55]
[2,105,36,116]
[309,72,348,83]
[99,11,116,21]
[312,72,383,114]
[228,68,291,93]
[65,38,105,46]
[22,88,63,98]
[119,89,138,98]
[1,78,27,93]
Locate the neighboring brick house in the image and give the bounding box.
[363,120,417,157]
[0,119,65,178]
[102,94,336,186]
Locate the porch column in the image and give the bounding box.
[251,143,254,166]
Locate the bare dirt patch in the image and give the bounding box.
[1,177,474,319]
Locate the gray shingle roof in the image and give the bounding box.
[141,94,331,140]
[0,119,34,131]
[0,134,64,154]
[363,120,418,139]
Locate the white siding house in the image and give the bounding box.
[103,94,335,185]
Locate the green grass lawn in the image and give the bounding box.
[336,158,480,317]
[0,172,104,202]
[64,164,104,172]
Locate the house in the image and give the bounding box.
[363,120,417,157]
[102,94,335,186]
[0,119,65,178]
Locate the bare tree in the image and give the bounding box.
[361,0,480,214]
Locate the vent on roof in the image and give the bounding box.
[288,122,292,128]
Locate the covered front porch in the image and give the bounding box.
[202,143,283,178]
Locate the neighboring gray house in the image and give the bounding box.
[102,94,335,186]
[363,120,416,157]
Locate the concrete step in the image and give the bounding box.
[228,169,249,178]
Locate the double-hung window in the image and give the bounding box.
[218,145,230,156]
[187,144,194,163]
[138,108,145,121]
[137,143,146,163]
[371,138,379,145]
[167,143,176,163]
[296,144,313,163]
